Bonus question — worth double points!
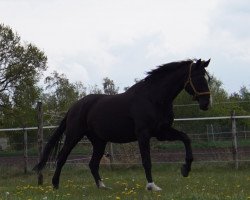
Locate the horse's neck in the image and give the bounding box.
[147,68,187,104]
[127,67,187,103]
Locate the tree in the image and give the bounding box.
[0,24,47,130]
[43,71,86,124]
[102,77,119,95]
[89,84,102,94]
[0,24,47,106]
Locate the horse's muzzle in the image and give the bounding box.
[198,97,210,111]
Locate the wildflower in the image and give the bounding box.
[5,192,10,199]
[116,197,121,200]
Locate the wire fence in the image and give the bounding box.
[0,115,250,172]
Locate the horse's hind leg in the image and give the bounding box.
[88,138,107,188]
[52,133,82,189]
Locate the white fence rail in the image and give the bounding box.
[1,115,250,133]
[0,115,250,173]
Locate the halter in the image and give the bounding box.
[184,62,211,99]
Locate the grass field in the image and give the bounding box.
[1,163,250,200]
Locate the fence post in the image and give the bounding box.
[23,129,28,174]
[231,110,238,169]
[37,101,44,185]
[108,142,114,169]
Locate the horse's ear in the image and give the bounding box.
[204,59,211,68]
[196,59,201,65]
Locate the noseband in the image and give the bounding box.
[184,62,210,99]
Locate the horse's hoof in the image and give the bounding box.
[181,165,189,177]
[146,182,162,191]
[97,181,112,190]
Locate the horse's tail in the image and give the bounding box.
[33,115,67,173]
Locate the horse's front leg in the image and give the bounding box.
[156,126,193,177]
[138,132,162,191]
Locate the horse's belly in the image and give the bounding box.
[90,117,136,143]
[110,124,137,143]
[87,95,137,143]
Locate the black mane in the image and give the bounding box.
[144,59,194,82]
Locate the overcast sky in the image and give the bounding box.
[0,0,249,94]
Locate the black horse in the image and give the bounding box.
[33,59,211,191]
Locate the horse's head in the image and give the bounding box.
[184,59,211,111]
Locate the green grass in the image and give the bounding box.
[1,163,250,199]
